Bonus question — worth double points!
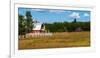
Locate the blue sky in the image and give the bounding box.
[18,8,90,23]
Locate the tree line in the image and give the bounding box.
[45,19,90,32]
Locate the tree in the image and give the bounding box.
[72,18,77,23]
[18,15,26,35]
[25,11,33,33]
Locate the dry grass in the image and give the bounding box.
[18,31,90,50]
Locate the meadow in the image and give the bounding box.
[18,31,90,50]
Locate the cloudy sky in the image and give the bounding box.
[18,8,90,23]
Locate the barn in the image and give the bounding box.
[32,20,45,33]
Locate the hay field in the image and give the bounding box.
[18,31,90,50]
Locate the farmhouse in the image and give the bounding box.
[32,20,45,33]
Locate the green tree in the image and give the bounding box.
[72,18,77,23]
[25,11,33,33]
[18,15,26,35]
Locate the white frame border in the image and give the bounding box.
[10,3,96,58]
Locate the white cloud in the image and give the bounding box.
[32,9,45,11]
[69,12,80,18]
[31,9,66,13]
[84,13,89,17]
[49,9,66,13]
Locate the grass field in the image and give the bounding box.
[18,31,90,50]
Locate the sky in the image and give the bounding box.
[18,8,90,23]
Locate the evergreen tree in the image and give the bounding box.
[25,11,33,33]
[18,15,26,35]
[72,18,77,23]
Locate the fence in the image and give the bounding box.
[19,32,53,39]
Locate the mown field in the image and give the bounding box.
[18,31,90,50]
